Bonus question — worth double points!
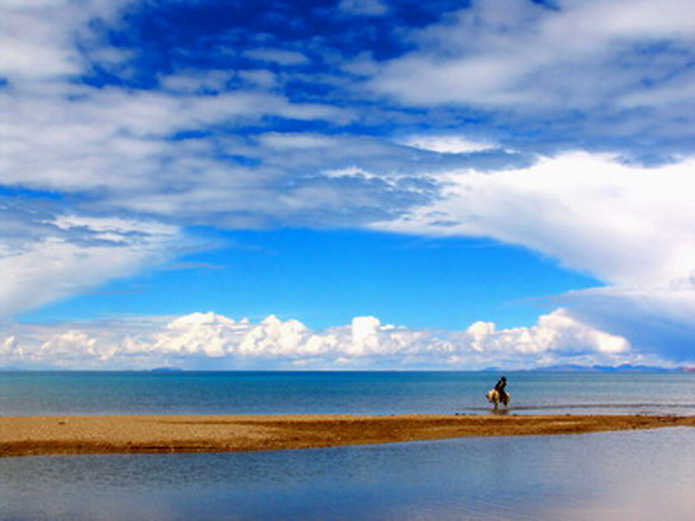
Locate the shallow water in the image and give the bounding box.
[1,428,693,521]
[2,371,694,416]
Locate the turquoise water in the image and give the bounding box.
[2,371,694,416]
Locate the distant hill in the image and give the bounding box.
[534,364,679,373]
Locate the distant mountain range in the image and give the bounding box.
[527,364,688,373]
[2,364,693,373]
[143,364,693,373]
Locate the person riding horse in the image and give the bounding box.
[494,376,508,404]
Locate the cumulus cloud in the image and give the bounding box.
[2,309,665,370]
[372,152,695,359]
[465,309,629,357]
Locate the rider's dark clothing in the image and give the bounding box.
[494,378,508,401]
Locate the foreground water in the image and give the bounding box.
[2,371,694,520]
[1,428,693,521]
[2,371,694,416]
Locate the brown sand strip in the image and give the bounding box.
[1,414,693,458]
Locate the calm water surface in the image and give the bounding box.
[1,428,693,521]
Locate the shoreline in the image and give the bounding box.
[2,414,693,458]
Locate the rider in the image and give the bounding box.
[494,376,508,403]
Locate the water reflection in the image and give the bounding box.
[1,428,693,521]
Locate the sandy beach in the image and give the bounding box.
[1,413,693,457]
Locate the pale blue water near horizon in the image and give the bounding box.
[1,371,694,520]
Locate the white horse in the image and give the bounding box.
[486,388,510,410]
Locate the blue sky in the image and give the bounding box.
[24,228,600,330]
[1,0,694,369]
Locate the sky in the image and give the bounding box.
[1,0,694,370]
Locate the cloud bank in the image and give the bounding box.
[2,309,658,371]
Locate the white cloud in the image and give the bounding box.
[466,308,628,356]
[372,151,695,359]
[402,135,498,154]
[0,87,373,228]
[0,0,132,82]
[0,214,185,316]
[1,309,657,370]
[1,96,452,226]
[373,152,695,289]
[370,0,695,111]
[0,0,351,207]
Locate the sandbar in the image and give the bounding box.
[1,414,693,458]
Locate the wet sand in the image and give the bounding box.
[2,414,693,457]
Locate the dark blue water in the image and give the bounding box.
[2,371,694,416]
[1,428,693,521]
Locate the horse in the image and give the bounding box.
[486,388,510,410]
